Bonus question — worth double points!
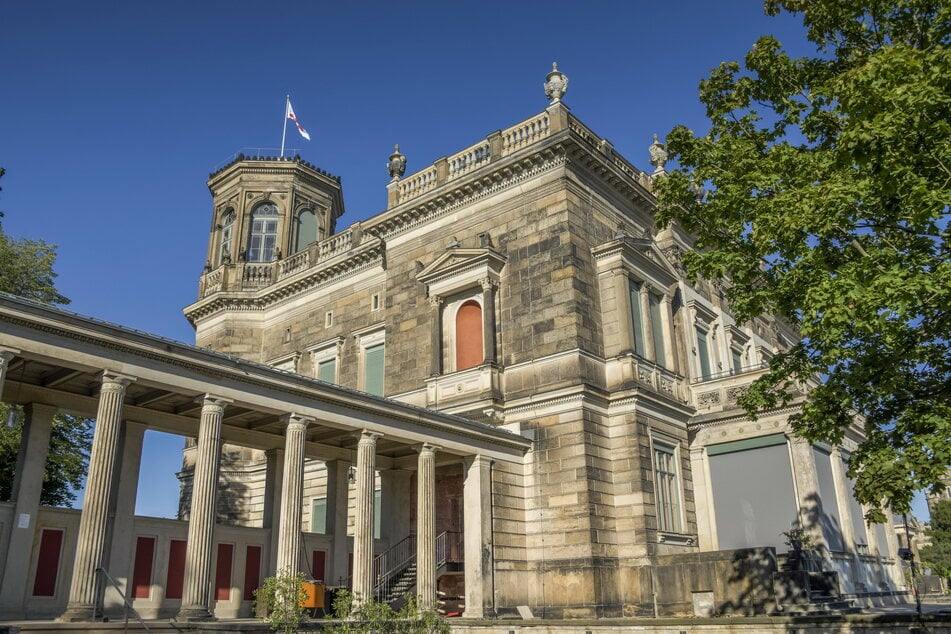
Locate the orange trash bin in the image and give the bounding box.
[299,581,325,609]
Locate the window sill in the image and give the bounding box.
[657,532,695,546]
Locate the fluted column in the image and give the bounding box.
[429,296,443,376]
[480,279,497,364]
[276,414,312,575]
[415,444,438,610]
[352,431,381,607]
[177,395,230,622]
[59,372,134,622]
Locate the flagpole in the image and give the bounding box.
[280,94,289,158]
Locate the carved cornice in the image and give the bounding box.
[185,239,385,323]
[365,146,570,241]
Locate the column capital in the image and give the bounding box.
[415,442,440,455]
[358,430,382,446]
[689,446,707,458]
[0,349,19,365]
[479,277,497,292]
[196,394,232,411]
[100,371,136,389]
[428,295,443,308]
[281,413,314,429]
[463,453,494,470]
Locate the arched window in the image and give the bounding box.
[248,202,279,262]
[455,300,483,371]
[294,208,318,253]
[219,209,235,265]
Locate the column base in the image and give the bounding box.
[175,606,217,622]
[57,604,99,622]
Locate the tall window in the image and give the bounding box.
[295,208,318,253]
[653,442,683,533]
[248,202,279,262]
[629,281,647,357]
[219,209,235,265]
[317,358,336,384]
[311,497,327,534]
[364,343,385,396]
[731,348,743,374]
[649,292,667,368]
[455,300,483,371]
[697,329,712,379]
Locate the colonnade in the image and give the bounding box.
[0,360,496,621]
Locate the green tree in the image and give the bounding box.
[0,407,93,506]
[920,500,951,580]
[0,166,91,506]
[655,0,950,520]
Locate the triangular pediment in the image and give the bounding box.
[591,235,681,287]
[416,247,507,297]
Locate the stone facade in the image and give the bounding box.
[180,81,903,617]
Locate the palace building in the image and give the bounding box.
[0,65,903,621]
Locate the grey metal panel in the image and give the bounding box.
[709,442,798,553]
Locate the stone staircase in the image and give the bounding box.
[772,553,860,615]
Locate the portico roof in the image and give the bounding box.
[0,293,532,466]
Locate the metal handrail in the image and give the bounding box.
[372,531,458,603]
[95,567,153,634]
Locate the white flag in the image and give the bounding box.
[286,99,311,141]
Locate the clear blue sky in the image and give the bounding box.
[1,1,930,522]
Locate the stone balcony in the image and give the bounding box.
[424,363,502,413]
[605,353,688,403]
[689,362,774,414]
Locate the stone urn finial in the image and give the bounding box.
[544,62,568,104]
[387,144,406,181]
[649,133,668,174]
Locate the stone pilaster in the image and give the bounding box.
[380,469,412,544]
[463,454,494,618]
[59,372,134,622]
[177,395,230,622]
[480,279,497,364]
[275,414,312,575]
[0,350,17,397]
[689,446,717,551]
[613,272,634,355]
[325,460,351,585]
[415,444,438,610]
[103,422,146,616]
[787,436,825,548]
[263,447,284,576]
[352,431,381,607]
[660,293,676,371]
[429,296,443,376]
[639,283,655,362]
[0,403,56,616]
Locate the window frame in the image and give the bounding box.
[247,201,280,263]
[446,295,485,373]
[219,208,235,265]
[651,437,685,535]
[354,325,385,396]
[308,337,343,385]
